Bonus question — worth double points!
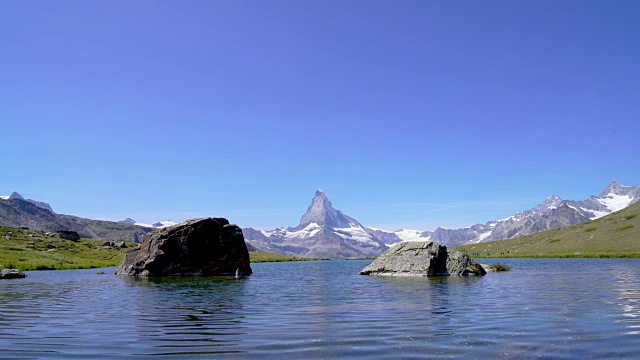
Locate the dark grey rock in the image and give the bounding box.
[0,269,27,279]
[445,248,487,276]
[360,241,486,277]
[116,218,252,277]
[52,230,81,242]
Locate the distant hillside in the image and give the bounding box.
[456,201,640,258]
[0,225,132,270]
[0,198,152,242]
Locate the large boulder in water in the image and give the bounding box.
[360,241,485,276]
[115,218,252,277]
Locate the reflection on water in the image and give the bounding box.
[1,259,639,358]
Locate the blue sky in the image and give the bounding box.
[2,0,639,231]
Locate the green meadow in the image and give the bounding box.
[0,226,130,270]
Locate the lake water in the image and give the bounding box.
[1,258,639,359]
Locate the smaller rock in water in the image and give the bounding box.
[360,241,486,277]
[0,269,27,279]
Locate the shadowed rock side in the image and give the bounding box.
[0,269,27,279]
[116,218,252,277]
[360,241,485,276]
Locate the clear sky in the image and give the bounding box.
[2,0,639,231]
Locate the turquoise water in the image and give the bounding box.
[1,258,639,359]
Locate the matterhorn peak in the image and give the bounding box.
[314,188,328,197]
[296,189,361,230]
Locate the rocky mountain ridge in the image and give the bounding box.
[0,192,55,214]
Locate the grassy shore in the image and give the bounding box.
[249,251,314,262]
[456,202,640,258]
[1,225,316,270]
[0,226,130,270]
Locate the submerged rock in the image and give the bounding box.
[115,218,252,277]
[360,241,486,277]
[0,269,27,279]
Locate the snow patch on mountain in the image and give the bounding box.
[335,225,379,246]
[277,223,321,239]
[588,210,609,220]
[475,230,492,243]
[119,218,178,228]
[597,193,633,213]
[394,229,428,242]
[153,220,178,228]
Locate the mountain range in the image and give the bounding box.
[371,180,640,248]
[0,193,152,242]
[2,180,638,256]
[0,192,55,214]
[242,180,640,258]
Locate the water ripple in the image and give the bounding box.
[1,259,639,358]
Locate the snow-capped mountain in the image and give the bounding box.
[242,189,388,259]
[118,218,178,228]
[0,192,55,214]
[373,180,640,247]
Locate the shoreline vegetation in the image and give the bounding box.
[0,226,129,271]
[0,226,317,271]
[249,251,316,263]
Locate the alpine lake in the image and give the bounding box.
[1,258,639,359]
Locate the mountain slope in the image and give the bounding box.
[242,190,387,259]
[1,192,56,214]
[456,201,640,257]
[371,180,640,247]
[0,197,152,242]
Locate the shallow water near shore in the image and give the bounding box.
[1,258,639,359]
